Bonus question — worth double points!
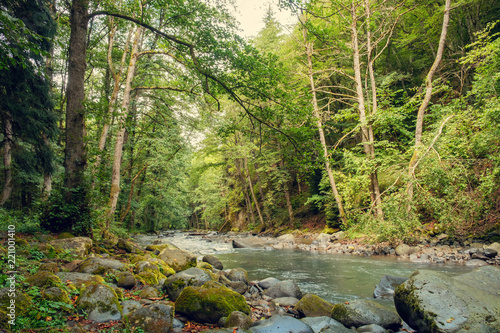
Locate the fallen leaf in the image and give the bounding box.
[447,317,455,323]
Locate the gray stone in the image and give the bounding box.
[258,277,281,289]
[250,315,314,333]
[206,329,251,333]
[76,283,122,322]
[77,257,125,274]
[273,297,299,307]
[127,303,174,333]
[121,300,141,316]
[56,272,100,288]
[466,259,489,266]
[228,268,249,284]
[232,237,274,249]
[487,242,500,253]
[484,248,498,258]
[225,311,253,329]
[164,267,213,301]
[264,280,303,299]
[158,248,197,272]
[294,294,334,317]
[203,255,224,270]
[115,271,136,289]
[394,268,500,333]
[301,316,349,333]
[357,324,387,333]
[316,234,333,244]
[331,300,401,330]
[373,275,408,299]
[139,286,159,299]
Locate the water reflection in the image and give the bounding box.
[216,249,475,305]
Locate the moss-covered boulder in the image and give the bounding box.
[127,303,174,333]
[115,271,136,289]
[264,280,303,299]
[227,268,249,285]
[197,262,213,271]
[42,287,71,305]
[56,272,104,289]
[175,281,251,324]
[158,248,197,272]
[76,283,122,322]
[117,238,144,254]
[202,255,224,270]
[58,232,75,239]
[164,267,213,301]
[295,294,334,317]
[138,286,160,299]
[49,237,92,258]
[145,243,178,252]
[0,288,31,316]
[136,271,162,286]
[77,257,125,275]
[394,268,500,333]
[25,271,62,288]
[331,299,401,330]
[37,262,59,273]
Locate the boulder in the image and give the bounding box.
[373,275,408,299]
[0,288,31,316]
[227,268,249,284]
[76,283,122,322]
[25,271,62,288]
[264,280,303,299]
[37,262,59,273]
[49,237,92,257]
[356,324,387,333]
[331,300,401,330]
[331,231,345,241]
[158,248,197,272]
[395,244,410,256]
[164,267,213,301]
[42,287,71,304]
[295,294,334,317]
[394,268,500,332]
[315,234,333,244]
[487,242,500,253]
[203,255,224,270]
[453,265,500,295]
[56,272,103,289]
[127,303,174,333]
[77,257,125,274]
[139,286,160,299]
[145,243,178,252]
[272,297,299,307]
[258,277,280,289]
[175,281,251,324]
[121,300,141,316]
[277,234,296,243]
[249,315,313,333]
[301,316,350,333]
[232,237,274,249]
[116,238,143,253]
[225,311,253,330]
[115,271,136,289]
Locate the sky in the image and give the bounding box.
[230,0,297,38]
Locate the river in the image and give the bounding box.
[134,232,475,306]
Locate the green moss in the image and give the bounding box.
[26,271,62,288]
[136,271,159,285]
[175,281,251,324]
[130,254,146,264]
[0,289,31,316]
[42,287,71,304]
[145,243,177,252]
[58,232,75,239]
[0,309,10,331]
[295,294,334,317]
[77,283,122,316]
[37,262,59,273]
[197,262,213,271]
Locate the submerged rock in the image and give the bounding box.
[331,300,401,330]
[394,267,500,333]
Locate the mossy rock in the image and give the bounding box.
[130,254,147,264]
[197,262,213,271]
[322,227,339,235]
[295,293,334,317]
[49,237,93,258]
[136,271,160,285]
[225,311,253,329]
[145,243,177,252]
[164,267,213,301]
[38,262,59,273]
[37,243,57,258]
[127,303,174,333]
[58,232,75,239]
[26,271,62,288]
[0,309,11,331]
[158,248,197,272]
[331,299,401,330]
[14,236,29,246]
[0,288,31,316]
[76,283,122,322]
[175,281,251,324]
[77,257,126,275]
[42,287,71,305]
[116,271,136,289]
[138,286,159,299]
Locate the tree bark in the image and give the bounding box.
[106,26,142,226]
[64,0,88,196]
[408,0,451,202]
[303,20,347,226]
[350,2,384,219]
[244,156,265,227]
[1,114,13,206]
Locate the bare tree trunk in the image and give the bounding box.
[1,114,13,206]
[106,26,142,227]
[408,0,451,203]
[254,162,272,223]
[350,2,384,219]
[280,159,295,227]
[244,156,265,226]
[64,0,88,198]
[93,24,133,179]
[303,21,347,226]
[235,158,255,225]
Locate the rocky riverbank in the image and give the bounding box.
[1,232,499,333]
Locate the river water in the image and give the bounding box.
[134,233,475,306]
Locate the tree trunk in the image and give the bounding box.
[244,156,265,226]
[235,158,255,225]
[303,21,347,226]
[350,2,384,219]
[280,159,295,227]
[64,0,88,197]
[408,0,451,202]
[106,26,142,227]
[254,162,272,224]
[1,114,13,206]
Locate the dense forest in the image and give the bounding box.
[1,0,499,244]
